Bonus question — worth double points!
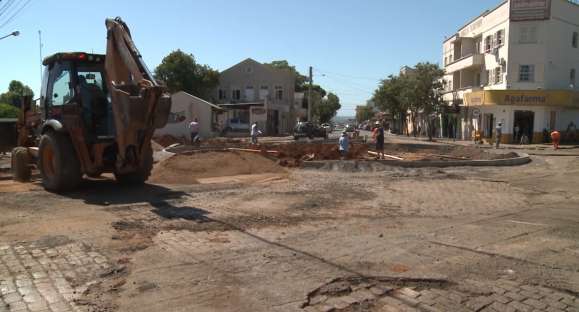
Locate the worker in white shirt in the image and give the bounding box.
[189,118,200,143]
[251,122,262,144]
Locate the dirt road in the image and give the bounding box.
[0,142,578,311]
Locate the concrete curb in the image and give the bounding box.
[301,152,531,169]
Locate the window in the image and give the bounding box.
[496,29,504,47]
[50,67,73,106]
[218,89,226,100]
[245,86,255,100]
[520,26,538,44]
[571,69,576,87]
[259,86,269,100]
[232,89,241,101]
[485,36,492,52]
[444,57,448,66]
[494,67,502,84]
[519,65,535,82]
[485,70,491,85]
[275,86,283,101]
[246,66,253,73]
[573,32,578,48]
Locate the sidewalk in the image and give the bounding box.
[385,134,579,156]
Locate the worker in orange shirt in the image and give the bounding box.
[551,130,561,150]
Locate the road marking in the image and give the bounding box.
[507,220,547,226]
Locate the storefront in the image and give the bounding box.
[463,90,579,144]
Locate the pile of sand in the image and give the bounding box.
[149,151,286,185]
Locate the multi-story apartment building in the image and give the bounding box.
[214,58,296,135]
[442,0,579,143]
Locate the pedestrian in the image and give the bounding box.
[551,130,561,150]
[373,121,385,160]
[339,131,350,160]
[250,122,262,145]
[189,118,200,143]
[495,122,503,149]
[514,124,520,143]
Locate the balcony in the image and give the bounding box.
[445,53,484,74]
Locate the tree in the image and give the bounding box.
[313,92,341,123]
[372,63,445,140]
[265,60,308,91]
[154,50,220,101]
[356,105,374,123]
[0,103,19,118]
[0,80,34,107]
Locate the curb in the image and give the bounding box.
[301,152,531,169]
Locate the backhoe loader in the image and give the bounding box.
[11,17,171,192]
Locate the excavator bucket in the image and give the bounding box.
[104,18,171,173]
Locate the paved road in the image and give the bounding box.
[0,138,578,311]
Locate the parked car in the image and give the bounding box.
[345,124,355,133]
[293,122,327,140]
[225,118,250,132]
[321,123,333,132]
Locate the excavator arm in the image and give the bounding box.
[104,17,171,174]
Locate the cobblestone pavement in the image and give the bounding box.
[0,237,111,312]
[302,277,579,312]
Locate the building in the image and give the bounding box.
[442,0,579,143]
[155,91,224,140]
[214,58,296,135]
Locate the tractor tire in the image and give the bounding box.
[11,147,31,182]
[114,145,153,185]
[38,131,82,192]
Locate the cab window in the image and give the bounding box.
[50,66,73,106]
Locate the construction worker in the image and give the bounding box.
[373,121,385,160]
[339,131,349,160]
[495,122,503,149]
[250,122,262,145]
[551,130,561,150]
[189,118,200,144]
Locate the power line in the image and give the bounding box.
[315,68,384,82]
[0,0,16,18]
[0,0,32,30]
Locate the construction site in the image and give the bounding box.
[0,3,578,311]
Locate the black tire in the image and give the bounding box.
[11,147,31,182]
[38,131,82,192]
[114,145,153,185]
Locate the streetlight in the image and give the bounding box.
[0,31,20,41]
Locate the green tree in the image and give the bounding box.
[0,80,34,107]
[372,63,445,140]
[0,103,19,118]
[154,50,220,101]
[356,105,374,123]
[265,60,308,91]
[313,92,341,123]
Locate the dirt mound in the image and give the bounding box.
[149,151,286,185]
[372,143,518,161]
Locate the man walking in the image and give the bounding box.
[373,121,385,160]
[189,118,200,143]
[495,122,503,149]
[339,131,350,160]
[251,122,262,145]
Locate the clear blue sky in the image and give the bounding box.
[0,0,501,116]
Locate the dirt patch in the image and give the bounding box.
[149,151,286,185]
[369,143,519,161]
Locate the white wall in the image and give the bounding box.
[155,92,218,139]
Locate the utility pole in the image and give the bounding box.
[308,66,313,122]
[38,30,43,84]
